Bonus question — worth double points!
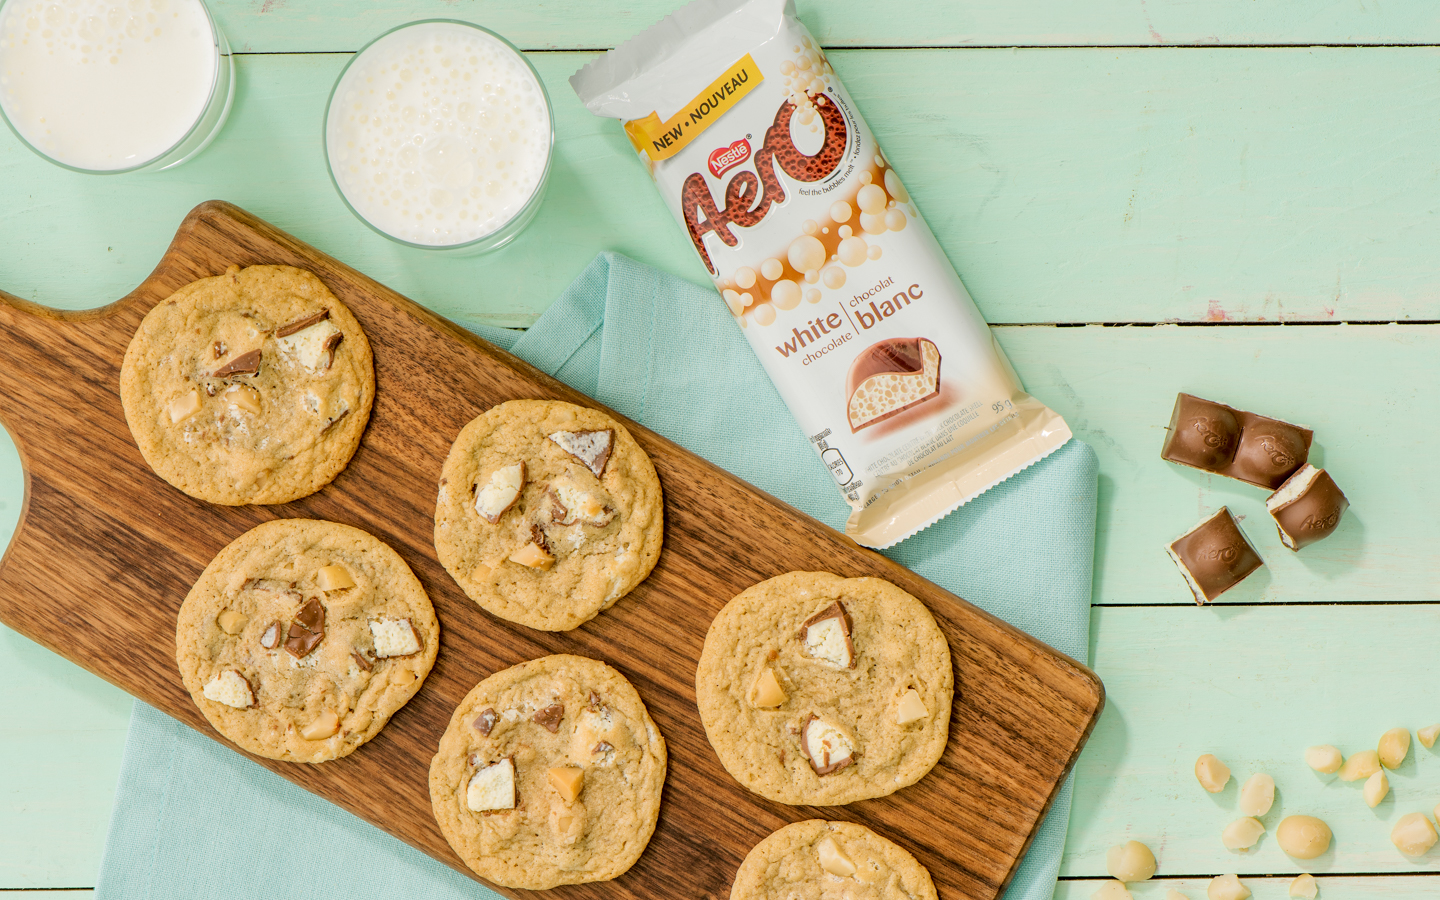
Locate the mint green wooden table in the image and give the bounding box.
[4,2,1440,896]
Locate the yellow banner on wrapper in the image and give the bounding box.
[623,54,763,162]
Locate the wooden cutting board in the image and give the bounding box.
[0,201,1103,900]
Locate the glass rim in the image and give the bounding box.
[321,17,556,252]
[0,0,228,176]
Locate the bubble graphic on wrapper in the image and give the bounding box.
[771,279,802,311]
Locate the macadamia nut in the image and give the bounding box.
[1419,724,1440,749]
[1305,745,1343,774]
[1364,769,1390,808]
[1275,815,1332,859]
[1379,727,1411,769]
[1104,840,1156,882]
[1239,773,1274,817]
[816,836,856,877]
[1207,874,1251,900]
[1091,881,1132,900]
[1195,754,1231,793]
[1288,874,1317,899]
[1221,817,1265,851]
[1337,749,1379,781]
[1392,812,1437,856]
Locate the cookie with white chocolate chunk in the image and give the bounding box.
[175,519,437,763]
[434,399,663,631]
[730,820,938,900]
[428,654,667,889]
[697,571,952,806]
[120,264,373,505]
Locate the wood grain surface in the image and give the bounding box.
[0,201,1102,900]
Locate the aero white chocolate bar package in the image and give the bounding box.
[571,0,1071,547]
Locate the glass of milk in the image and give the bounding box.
[0,0,233,174]
[324,20,554,254]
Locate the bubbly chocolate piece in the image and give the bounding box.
[1165,507,1264,604]
[350,650,373,672]
[275,309,330,338]
[533,702,565,733]
[283,599,326,658]
[593,740,615,754]
[845,337,941,432]
[801,713,855,775]
[211,349,262,378]
[1161,393,1312,489]
[321,406,351,434]
[473,707,498,736]
[1266,465,1349,550]
[800,601,856,669]
[548,429,614,478]
[259,621,281,650]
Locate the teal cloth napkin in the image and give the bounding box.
[94,252,1097,900]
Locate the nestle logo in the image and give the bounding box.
[708,139,751,178]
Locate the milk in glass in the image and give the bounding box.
[0,0,220,171]
[325,21,552,249]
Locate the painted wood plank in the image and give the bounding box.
[1064,605,1440,877]
[3,49,1439,327]
[0,623,129,888]
[208,0,1440,53]
[1058,876,1440,899]
[999,324,1440,606]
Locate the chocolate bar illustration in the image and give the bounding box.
[845,337,941,432]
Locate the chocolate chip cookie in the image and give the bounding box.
[429,654,667,889]
[176,518,437,763]
[731,820,938,900]
[696,571,953,806]
[434,399,663,632]
[121,264,373,505]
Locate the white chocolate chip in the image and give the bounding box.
[1238,773,1275,817]
[1195,754,1231,793]
[896,689,928,726]
[750,667,787,708]
[1420,724,1440,749]
[1392,812,1437,856]
[369,617,420,658]
[1221,817,1265,851]
[1337,748,1379,781]
[1305,744,1343,774]
[316,564,355,591]
[1104,840,1156,882]
[1207,875,1251,900]
[300,709,340,740]
[216,610,248,635]
[1091,882,1132,900]
[475,462,526,524]
[467,758,517,812]
[202,670,255,709]
[1380,727,1411,769]
[1276,815,1332,860]
[276,317,342,375]
[168,389,201,423]
[1288,873,1317,899]
[816,835,856,877]
[1364,769,1390,807]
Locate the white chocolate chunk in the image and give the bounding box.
[216,610,248,635]
[168,389,201,423]
[300,710,340,740]
[802,715,854,774]
[476,462,526,524]
[548,429,613,478]
[750,667,787,708]
[1207,874,1251,900]
[467,758,517,812]
[1337,748,1379,781]
[1380,727,1411,769]
[223,383,261,414]
[1195,753,1231,792]
[548,474,614,527]
[202,670,255,708]
[369,617,420,658]
[1305,744,1342,774]
[316,564,355,591]
[896,689,928,725]
[1221,817,1265,851]
[1288,873,1317,899]
[816,835,856,877]
[1239,773,1275,817]
[1392,812,1437,856]
[276,317,342,375]
[509,540,554,569]
[547,766,584,803]
[1364,769,1390,808]
[1419,723,1440,749]
[1105,840,1156,882]
[1091,882,1132,900]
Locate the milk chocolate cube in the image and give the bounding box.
[1165,507,1263,604]
[1266,465,1349,550]
[1161,393,1312,489]
[1162,393,1240,471]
